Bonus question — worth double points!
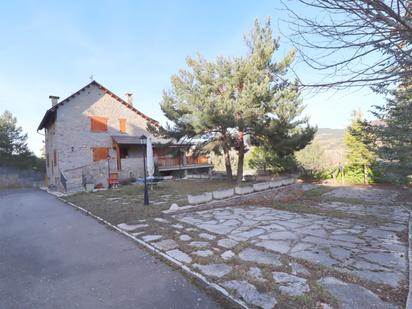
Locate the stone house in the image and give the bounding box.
[37,80,212,192]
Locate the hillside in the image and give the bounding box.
[314,128,346,167]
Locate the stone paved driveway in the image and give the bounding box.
[118,185,410,308]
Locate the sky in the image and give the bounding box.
[0,0,384,156]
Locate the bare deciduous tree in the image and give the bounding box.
[283,0,412,88]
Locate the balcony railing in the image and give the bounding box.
[155,155,209,168]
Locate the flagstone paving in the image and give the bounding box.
[116,185,409,308]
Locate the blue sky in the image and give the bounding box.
[0,0,383,155]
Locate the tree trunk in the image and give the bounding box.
[223,147,233,181]
[236,131,245,184]
[363,164,368,185]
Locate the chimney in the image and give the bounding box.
[125,93,133,106]
[49,95,59,107]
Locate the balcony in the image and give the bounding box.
[155,155,211,171]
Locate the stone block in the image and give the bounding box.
[235,186,254,195]
[169,203,179,211]
[253,182,270,192]
[187,192,212,204]
[212,188,234,200]
[269,180,283,188]
[281,178,295,186]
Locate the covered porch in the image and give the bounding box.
[111,135,213,177]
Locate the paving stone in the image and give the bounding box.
[193,263,232,278]
[232,228,266,240]
[171,223,184,229]
[131,231,144,237]
[193,250,214,257]
[319,277,398,309]
[290,262,310,276]
[117,223,149,232]
[239,248,282,266]
[141,235,162,242]
[272,272,310,296]
[152,239,178,251]
[247,267,266,282]
[221,250,235,260]
[217,238,238,249]
[199,233,216,240]
[166,249,192,263]
[154,218,169,224]
[255,240,292,254]
[188,241,209,248]
[222,280,277,309]
[179,234,192,241]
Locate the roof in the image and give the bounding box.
[112,135,147,145]
[111,135,192,147]
[37,80,160,130]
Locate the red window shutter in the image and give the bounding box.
[92,148,109,161]
[119,119,127,133]
[90,116,108,132]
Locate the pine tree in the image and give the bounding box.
[151,18,315,182]
[0,111,29,165]
[344,111,376,184]
[370,79,412,182]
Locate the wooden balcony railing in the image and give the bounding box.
[155,155,209,168]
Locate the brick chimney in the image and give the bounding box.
[125,93,133,106]
[49,95,59,107]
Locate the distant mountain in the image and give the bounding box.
[314,128,346,167]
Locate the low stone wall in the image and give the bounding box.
[188,192,213,204]
[213,188,235,200]
[185,178,295,206]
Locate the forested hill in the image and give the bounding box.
[314,128,345,167]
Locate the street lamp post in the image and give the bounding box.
[140,135,149,205]
[107,154,111,188]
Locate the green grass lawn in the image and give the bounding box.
[65,179,238,224]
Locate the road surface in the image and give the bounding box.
[0,189,222,309]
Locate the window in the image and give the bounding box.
[119,118,127,133]
[53,150,57,166]
[92,147,109,161]
[46,153,49,167]
[90,116,108,132]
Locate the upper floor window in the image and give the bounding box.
[119,118,127,133]
[90,116,108,132]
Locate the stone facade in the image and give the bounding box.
[42,82,159,192]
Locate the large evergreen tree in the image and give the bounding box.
[151,19,315,182]
[369,79,412,182]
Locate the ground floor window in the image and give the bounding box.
[92,147,109,161]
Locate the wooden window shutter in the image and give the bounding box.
[90,116,108,132]
[119,119,127,133]
[92,147,109,162]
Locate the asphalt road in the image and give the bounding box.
[0,189,222,309]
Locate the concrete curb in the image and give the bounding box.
[51,194,249,309]
[402,205,412,309]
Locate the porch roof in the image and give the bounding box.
[111,135,192,147]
